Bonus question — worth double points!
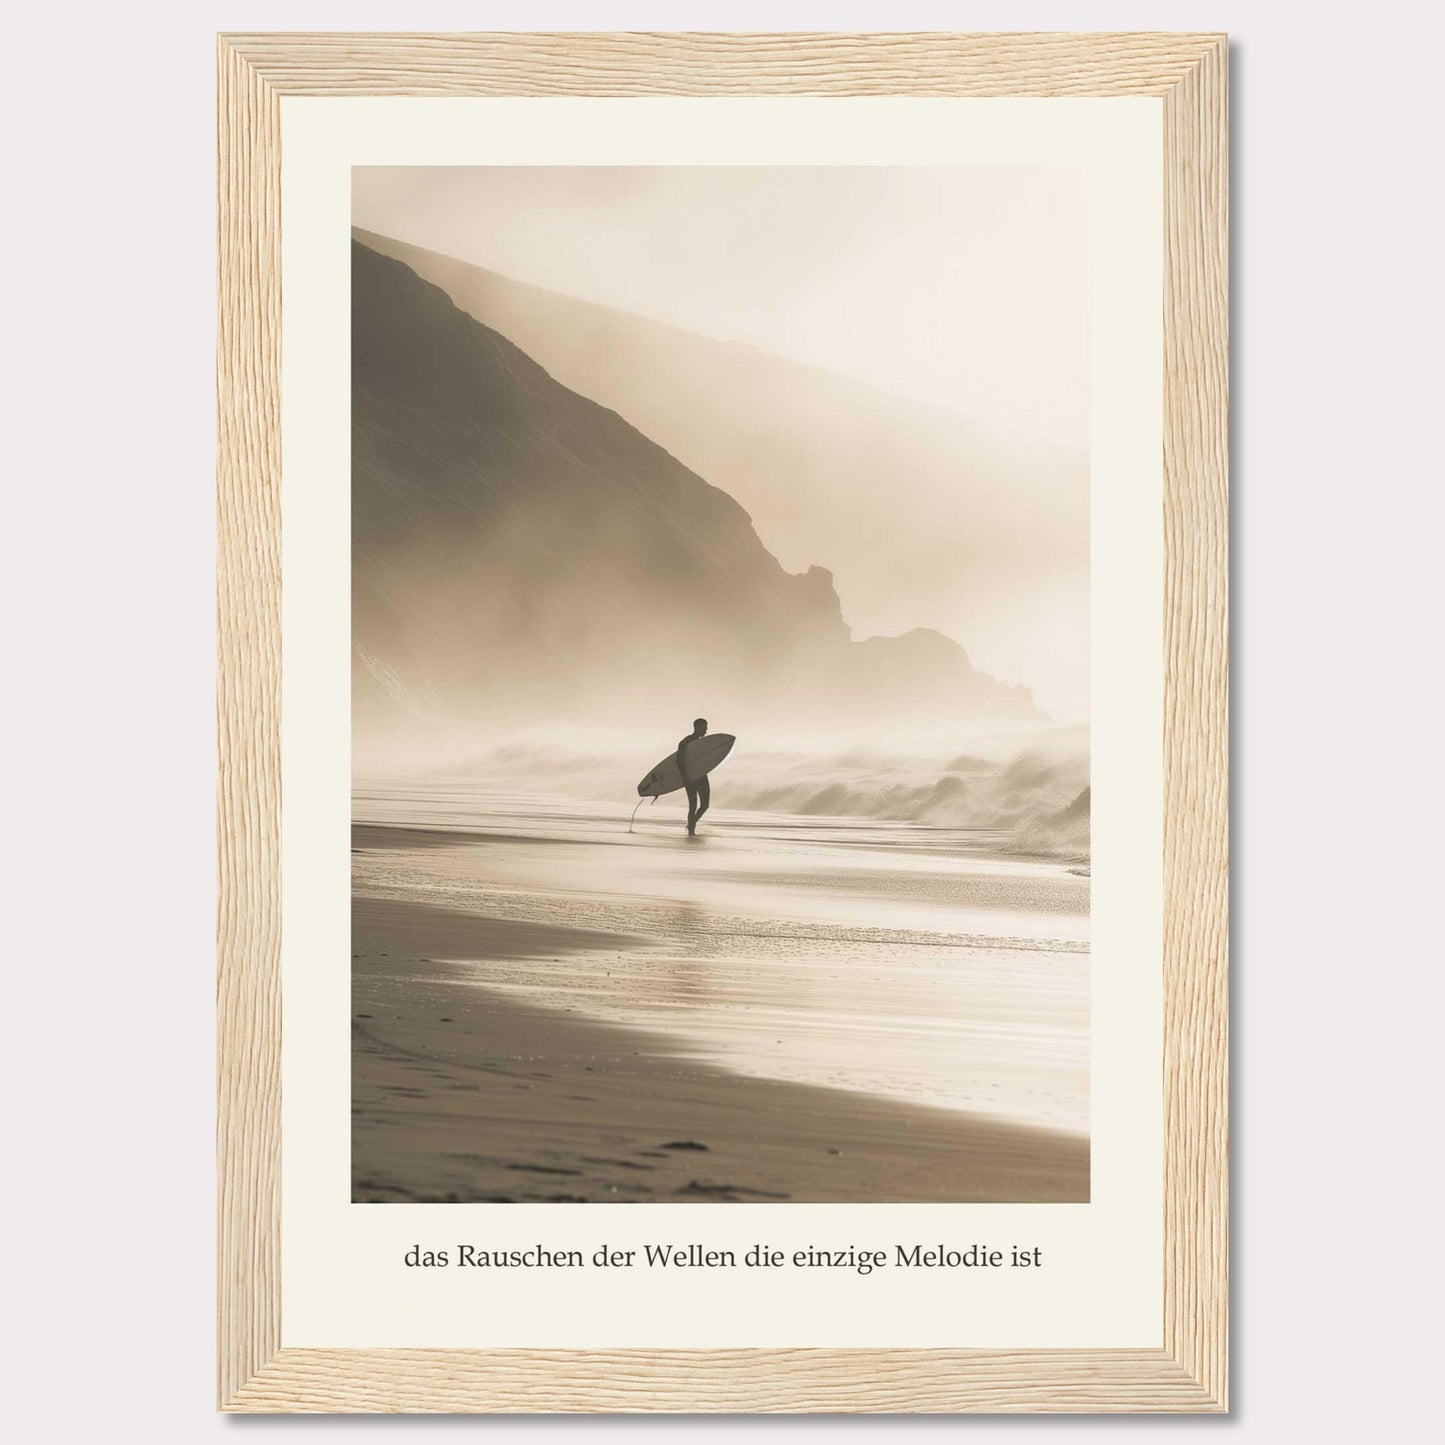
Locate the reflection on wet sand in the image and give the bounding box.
[352,789,1089,1204]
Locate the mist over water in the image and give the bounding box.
[360,721,1089,864]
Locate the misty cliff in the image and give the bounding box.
[352,239,1035,753]
[353,227,1088,717]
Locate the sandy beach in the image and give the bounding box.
[352,786,1089,1204]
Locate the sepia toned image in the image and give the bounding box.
[349,165,1090,1205]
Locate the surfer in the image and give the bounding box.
[677,718,711,835]
[631,725,733,835]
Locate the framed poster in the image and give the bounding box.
[218,30,1227,1413]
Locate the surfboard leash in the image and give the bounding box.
[627,795,656,833]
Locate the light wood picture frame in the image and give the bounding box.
[218,30,1227,1413]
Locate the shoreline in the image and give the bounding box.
[352,890,1089,1205]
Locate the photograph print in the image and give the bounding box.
[350,166,1090,1205]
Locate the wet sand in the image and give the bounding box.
[352,792,1089,1204]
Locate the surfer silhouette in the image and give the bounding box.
[677,718,711,835]
[631,723,733,835]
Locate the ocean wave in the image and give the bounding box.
[415,727,1091,860]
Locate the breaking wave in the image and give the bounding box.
[411,724,1090,860]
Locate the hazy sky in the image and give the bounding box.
[353,167,1090,717]
[353,166,1089,451]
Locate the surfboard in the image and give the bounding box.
[636,734,735,797]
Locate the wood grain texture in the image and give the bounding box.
[216,36,282,1409]
[216,30,1228,1414]
[227,1348,1214,1414]
[224,30,1225,97]
[1162,35,1230,1411]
